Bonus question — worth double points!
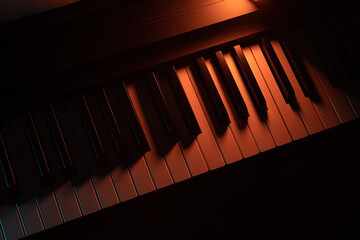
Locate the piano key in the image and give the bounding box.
[44,105,76,178]
[65,99,119,209]
[345,88,360,118]
[29,110,68,184]
[311,65,356,123]
[156,70,208,176]
[192,57,230,131]
[271,38,343,129]
[0,123,44,235]
[82,91,142,203]
[76,95,107,166]
[306,24,343,87]
[82,91,125,165]
[177,140,208,177]
[123,155,156,196]
[146,72,180,144]
[232,45,267,114]
[247,46,308,141]
[155,71,197,145]
[116,82,150,154]
[205,55,259,158]
[278,37,317,99]
[242,46,292,146]
[97,90,127,157]
[36,193,64,229]
[52,102,101,215]
[320,16,358,83]
[0,157,24,240]
[205,58,258,162]
[177,67,226,170]
[259,37,296,105]
[91,89,138,202]
[0,133,18,196]
[328,15,360,80]
[130,81,191,183]
[278,35,356,124]
[0,206,24,240]
[189,60,243,164]
[214,51,249,120]
[262,41,325,134]
[225,50,276,152]
[10,118,63,229]
[22,113,53,185]
[103,85,155,196]
[136,73,180,150]
[14,200,43,236]
[123,83,173,188]
[52,181,82,223]
[11,118,63,229]
[29,110,82,222]
[108,165,138,202]
[165,66,201,139]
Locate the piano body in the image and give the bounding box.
[0,0,359,239]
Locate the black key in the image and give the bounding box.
[232,45,267,114]
[53,102,95,181]
[137,73,180,147]
[97,89,127,157]
[10,117,50,195]
[1,121,35,200]
[154,69,199,144]
[279,37,317,99]
[84,91,129,171]
[44,105,76,178]
[214,51,249,120]
[76,95,107,166]
[306,24,343,87]
[0,131,19,196]
[193,57,230,129]
[22,112,54,185]
[259,37,296,105]
[166,66,201,137]
[326,15,360,82]
[116,81,150,154]
[30,109,71,188]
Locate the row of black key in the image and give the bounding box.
[0,37,333,199]
[305,8,360,88]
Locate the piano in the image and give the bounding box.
[0,0,359,239]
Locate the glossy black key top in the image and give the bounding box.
[22,112,53,185]
[193,57,230,129]
[279,37,317,99]
[232,45,267,114]
[214,51,249,120]
[260,37,296,105]
[166,66,201,137]
[44,105,76,178]
[97,89,127,157]
[76,95,107,166]
[0,132,18,196]
[116,81,150,154]
[140,73,180,145]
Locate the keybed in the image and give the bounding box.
[1,28,359,239]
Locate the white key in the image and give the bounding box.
[248,45,308,141]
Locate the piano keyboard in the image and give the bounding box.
[1,27,359,239]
